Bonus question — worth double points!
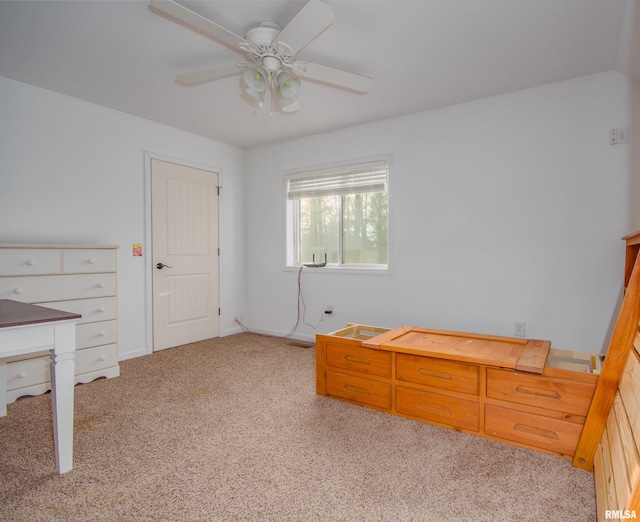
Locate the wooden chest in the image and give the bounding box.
[316,324,599,459]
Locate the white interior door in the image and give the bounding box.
[151,158,219,351]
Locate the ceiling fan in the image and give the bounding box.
[149,0,373,113]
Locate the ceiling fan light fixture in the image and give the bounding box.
[243,66,269,107]
[244,87,266,107]
[277,91,297,106]
[243,66,268,93]
[276,71,301,99]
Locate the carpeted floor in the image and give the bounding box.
[0,334,595,521]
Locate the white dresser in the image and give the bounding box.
[0,244,119,404]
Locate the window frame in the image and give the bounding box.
[284,157,391,274]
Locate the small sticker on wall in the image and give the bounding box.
[133,244,143,256]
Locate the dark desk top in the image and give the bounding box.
[0,299,81,329]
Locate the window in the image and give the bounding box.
[286,159,388,270]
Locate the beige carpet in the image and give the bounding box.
[0,334,595,521]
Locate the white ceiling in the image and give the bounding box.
[0,0,636,149]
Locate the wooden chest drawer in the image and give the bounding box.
[326,342,391,378]
[485,404,584,456]
[39,297,117,325]
[326,371,391,410]
[396,386,479,431]
[486,368,595,416]
[0,249,62,276]
[0,273,116,303]
[63,249,115,273]
[396,354,479,396]
[76,320,117,349]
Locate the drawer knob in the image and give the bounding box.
[343,384,371,396]
[344,355,371,366]
[99,355,106,361]
[98,307,106,313]
[17,372,25,379]
[418,402,452,416]
[13,288,22,294]
[97,282,105,288]
[418,368,453,381]
[98,331,106,337]
[87,258,96,264]
[515,385,561,400]
[25,259,35,266]
[514,423,559,441]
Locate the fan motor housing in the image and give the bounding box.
[245,22,293,71]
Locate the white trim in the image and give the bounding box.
[283,265,391,276]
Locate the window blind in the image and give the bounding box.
[287,160,387,200]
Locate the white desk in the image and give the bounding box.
[0,299,80,474]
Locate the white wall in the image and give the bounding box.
[244,71,631,354]
[0,70,633,357]
[618,0,640,230]
[0,77,246,360]
[630,80,640,230]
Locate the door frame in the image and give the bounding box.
[143,151,222,355]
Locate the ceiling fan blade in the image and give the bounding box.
[281,98,301,113]
[149,0,248,50]
[291,61,373,93]
[273,0,335,55]
[176,63,245,86]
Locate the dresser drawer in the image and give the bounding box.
[326,370,391,410]
[397,354,479,396]
[6,356,50,392]
[486,368,595,416]
[396,386,479,431]
[76,320,117,349]
[39,297,117,325]
[6,345,119,401]
[63,249,116,274]
[485,404,583,455]
[0,273,116,303]
[75,344,118,377]
[326,342,391,378]
[0,249,62,276]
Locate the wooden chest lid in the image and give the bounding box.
[362,326,550,374]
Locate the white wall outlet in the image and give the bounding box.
[514,321,526,337]
[324,305,333,315]
[610,127,629,145]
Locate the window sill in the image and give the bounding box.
[285,265,390,275]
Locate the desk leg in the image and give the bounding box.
[0,359,6,417]
[50,323,76,475]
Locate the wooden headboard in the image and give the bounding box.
[573,230,640,519]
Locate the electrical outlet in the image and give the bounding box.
[610,127,629,145]
[324,305,333,315]
[514,321,526,337]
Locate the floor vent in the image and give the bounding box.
[287,341,314,349]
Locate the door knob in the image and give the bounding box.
[156,262,173,269]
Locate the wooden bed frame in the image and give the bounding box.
[573,230,640,520]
